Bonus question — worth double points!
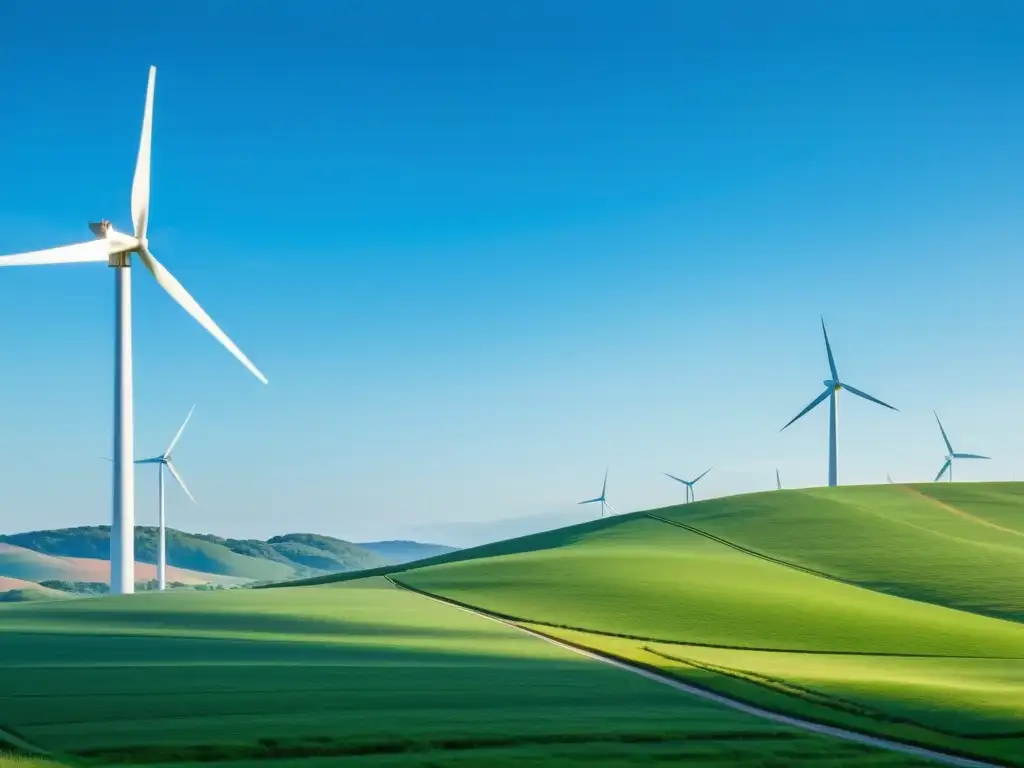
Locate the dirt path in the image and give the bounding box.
[387,577,1004,768]
[0,723,50,757]
[896,485,1024,540]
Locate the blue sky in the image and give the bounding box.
[0,1,1022,542]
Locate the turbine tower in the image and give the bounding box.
[578,467,617,517]
[663,466,714,503]
[782,318,896,487]
[933,412,990,482]
[137,405,197,591]
[0,67,267,594]
[776,468,782,490]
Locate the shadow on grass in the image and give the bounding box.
[71,730,802,765]
[0,607,506,643]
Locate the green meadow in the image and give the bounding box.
[359,483,1024,765]
[5,483,1023,766]
[0,577,929,767]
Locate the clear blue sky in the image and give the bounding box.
[1,1,1022,542]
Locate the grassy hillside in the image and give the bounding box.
[0,580,927,767]
[1,528,315,581]
[0,528,451,585]
[0,576,71,603]
[0,543,249,587]
[286,482,1024,765]
[645,482,1024,621]
[394,513,1024,655]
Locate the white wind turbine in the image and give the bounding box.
[782,318,896,487]
[0,67,267,594]
[776,468,782,490]
[137,405,197,591]
[933,412,990,482]
[578,467,617,517]
[663,466,714,503]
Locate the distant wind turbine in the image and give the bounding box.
[136,405,197,591]
[886,473,894,484]
[578,467,616,517]
[933,412,990,482]
[782,318,897,487]
[776,468,782,490]
[0,67,267,594]
[663,466,714,503]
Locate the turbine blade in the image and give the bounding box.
[663,472,689,486]
[821,316,838,381]
[603,502,618,515]
[886,473,893,484]
[164,459,196,504]
[776,469,781,490]
[578,497,601,505]
[601,466,608,498]
[165,404,196,456]
[781,388,831,431]
[935,460,951,482]
[0,240,108,267]
[933,411,954,454]
[132,66,156,240]
[953,453,990,460]
[137,247,267,384]
[843,384,897,412]
[692,465,714,484]
[134,456,164,464]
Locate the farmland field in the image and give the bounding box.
[0,577,931,767]
[301,483,1024,766]
[4,484,1022,766]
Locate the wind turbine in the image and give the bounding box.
[663,466,714,503]
[776,468,782,490]
[0,67,267,594]
[886,473,894,484]
[136,405,197,591]
[933,412,990,482]
[578,467,617,517]
[781,318,896,487]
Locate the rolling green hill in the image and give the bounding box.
[0,578,931,767]
[0,527,455,585]
[0,576,72,603]
[277,482,1024,765]
[645,482,1024,622]
[0,543,251,588]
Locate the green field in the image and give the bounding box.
[4,483,1021,766]
[0,577,931,767]
[648,483,1024,621]
[279,483,1024,765]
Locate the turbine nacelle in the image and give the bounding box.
[824,380,842,392]
[89,222,143,263]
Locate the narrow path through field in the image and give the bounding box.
[0,723,49,756]
[642,512,850,583]
[386,577,1004,768]
[895,485,1024,540]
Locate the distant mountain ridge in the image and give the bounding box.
[0,526,456,584]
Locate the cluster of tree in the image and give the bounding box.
[39,580,110,594]
[40,579,233,594]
